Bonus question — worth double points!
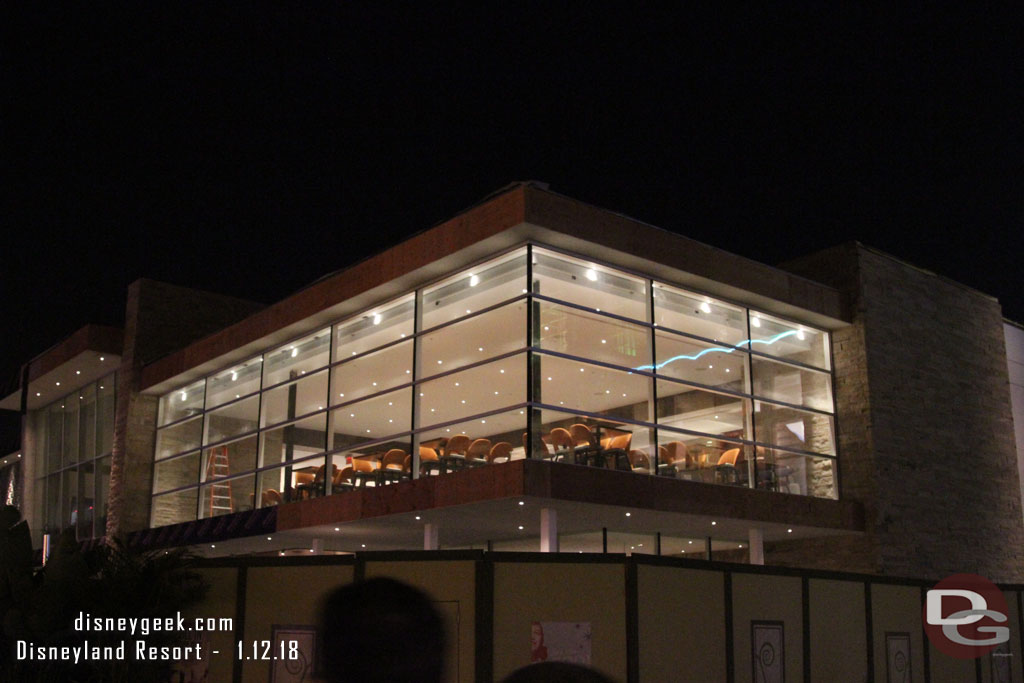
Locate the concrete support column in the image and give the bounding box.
[748,528,765,565]
[424,523,439,550]
[540,508,558,552]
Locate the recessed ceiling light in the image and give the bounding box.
[787,528,793,533]
[210,545,215,548]
[267,537,272,540]
[35,392,40,397]
[75,370,80,375]
[518,525,524,530]
[415,516,421,520]
[334,527,340,531]
[625,512,631,517]
[361,544,366,548]
[518,501,524,506]
[99,356,104,361]
[711,521,716,525]
[688,540,693,544]
[601,339,606,344]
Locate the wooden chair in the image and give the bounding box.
[569,423,599,459]
[548,428,574,462]
[379,448,409,483]
[628,449,653,474]
[488,441,513,463]
[260,488,283,506]
[714,448,742,484]
[602,433,633,470]
[333,466,356,491]
[352,457,378,486]
[293,471,316,499]
[523,432,555,460]
[441,434,472,471]
[418,446,441,476]
[465,438,492,467]
[658,441,689,477]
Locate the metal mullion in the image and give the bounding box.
[827,329,841,498]
[526,244,541,459]
[529,292,651,330]
[647,278,658,472]
[748,441,839,462]
[655,424,749,449]
[411,286,423,479]
[415,403,530,436]
[747,346,831,375]
[415,292,530,338]
[324,332,413,374]
[530,402,657,433]
[324,329,335,496]
[413,347,527,387]
[327,382,415,414]
[531,347,659,379]
[91,378,100,538]
[156,412,205,433]
[745,309,756,490]
[748,394,836,419]
[259,366,330,397]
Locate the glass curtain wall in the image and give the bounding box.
[151,244,838,526]
[33,373,117,539]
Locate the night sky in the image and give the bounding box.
[2,5,1021,450]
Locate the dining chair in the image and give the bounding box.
[628,449,653,474]
[260,488,283,506]
[488,441,513,463]
[714,448,741,484]
[523,432,555,460]
[352,457,377,486]
[659,441,688,476]
[380,448,409,483]
[548,428,574,462]
[465,438,492,467]
[333,466,356,491]
[603,433,633,470]
[418,446,441,476]
[441,434,472,471]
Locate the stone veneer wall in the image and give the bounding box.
[778,243,1024,582]
[107,280,263,538]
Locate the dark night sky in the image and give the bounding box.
[2,5,1022,449]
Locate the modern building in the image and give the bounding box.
[2,182,1023,680]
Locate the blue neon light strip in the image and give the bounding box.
[634,330,799,372]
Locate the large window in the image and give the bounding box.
[33,374,117,539]
[151,243,838,526]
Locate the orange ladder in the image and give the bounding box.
[205,446,234,516]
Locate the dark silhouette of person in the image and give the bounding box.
[318,577,444,683]
[502,661,619,683]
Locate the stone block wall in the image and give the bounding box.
[107,280,263,538]
[780,243,1024,582]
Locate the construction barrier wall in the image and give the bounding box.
[183,551,1024,683]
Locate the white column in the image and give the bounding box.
[540,508,559,552]
[424,523,439,550]
[748,528,765,565]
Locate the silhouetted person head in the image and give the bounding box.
[502,662,618,683]
[319,577,444,683]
